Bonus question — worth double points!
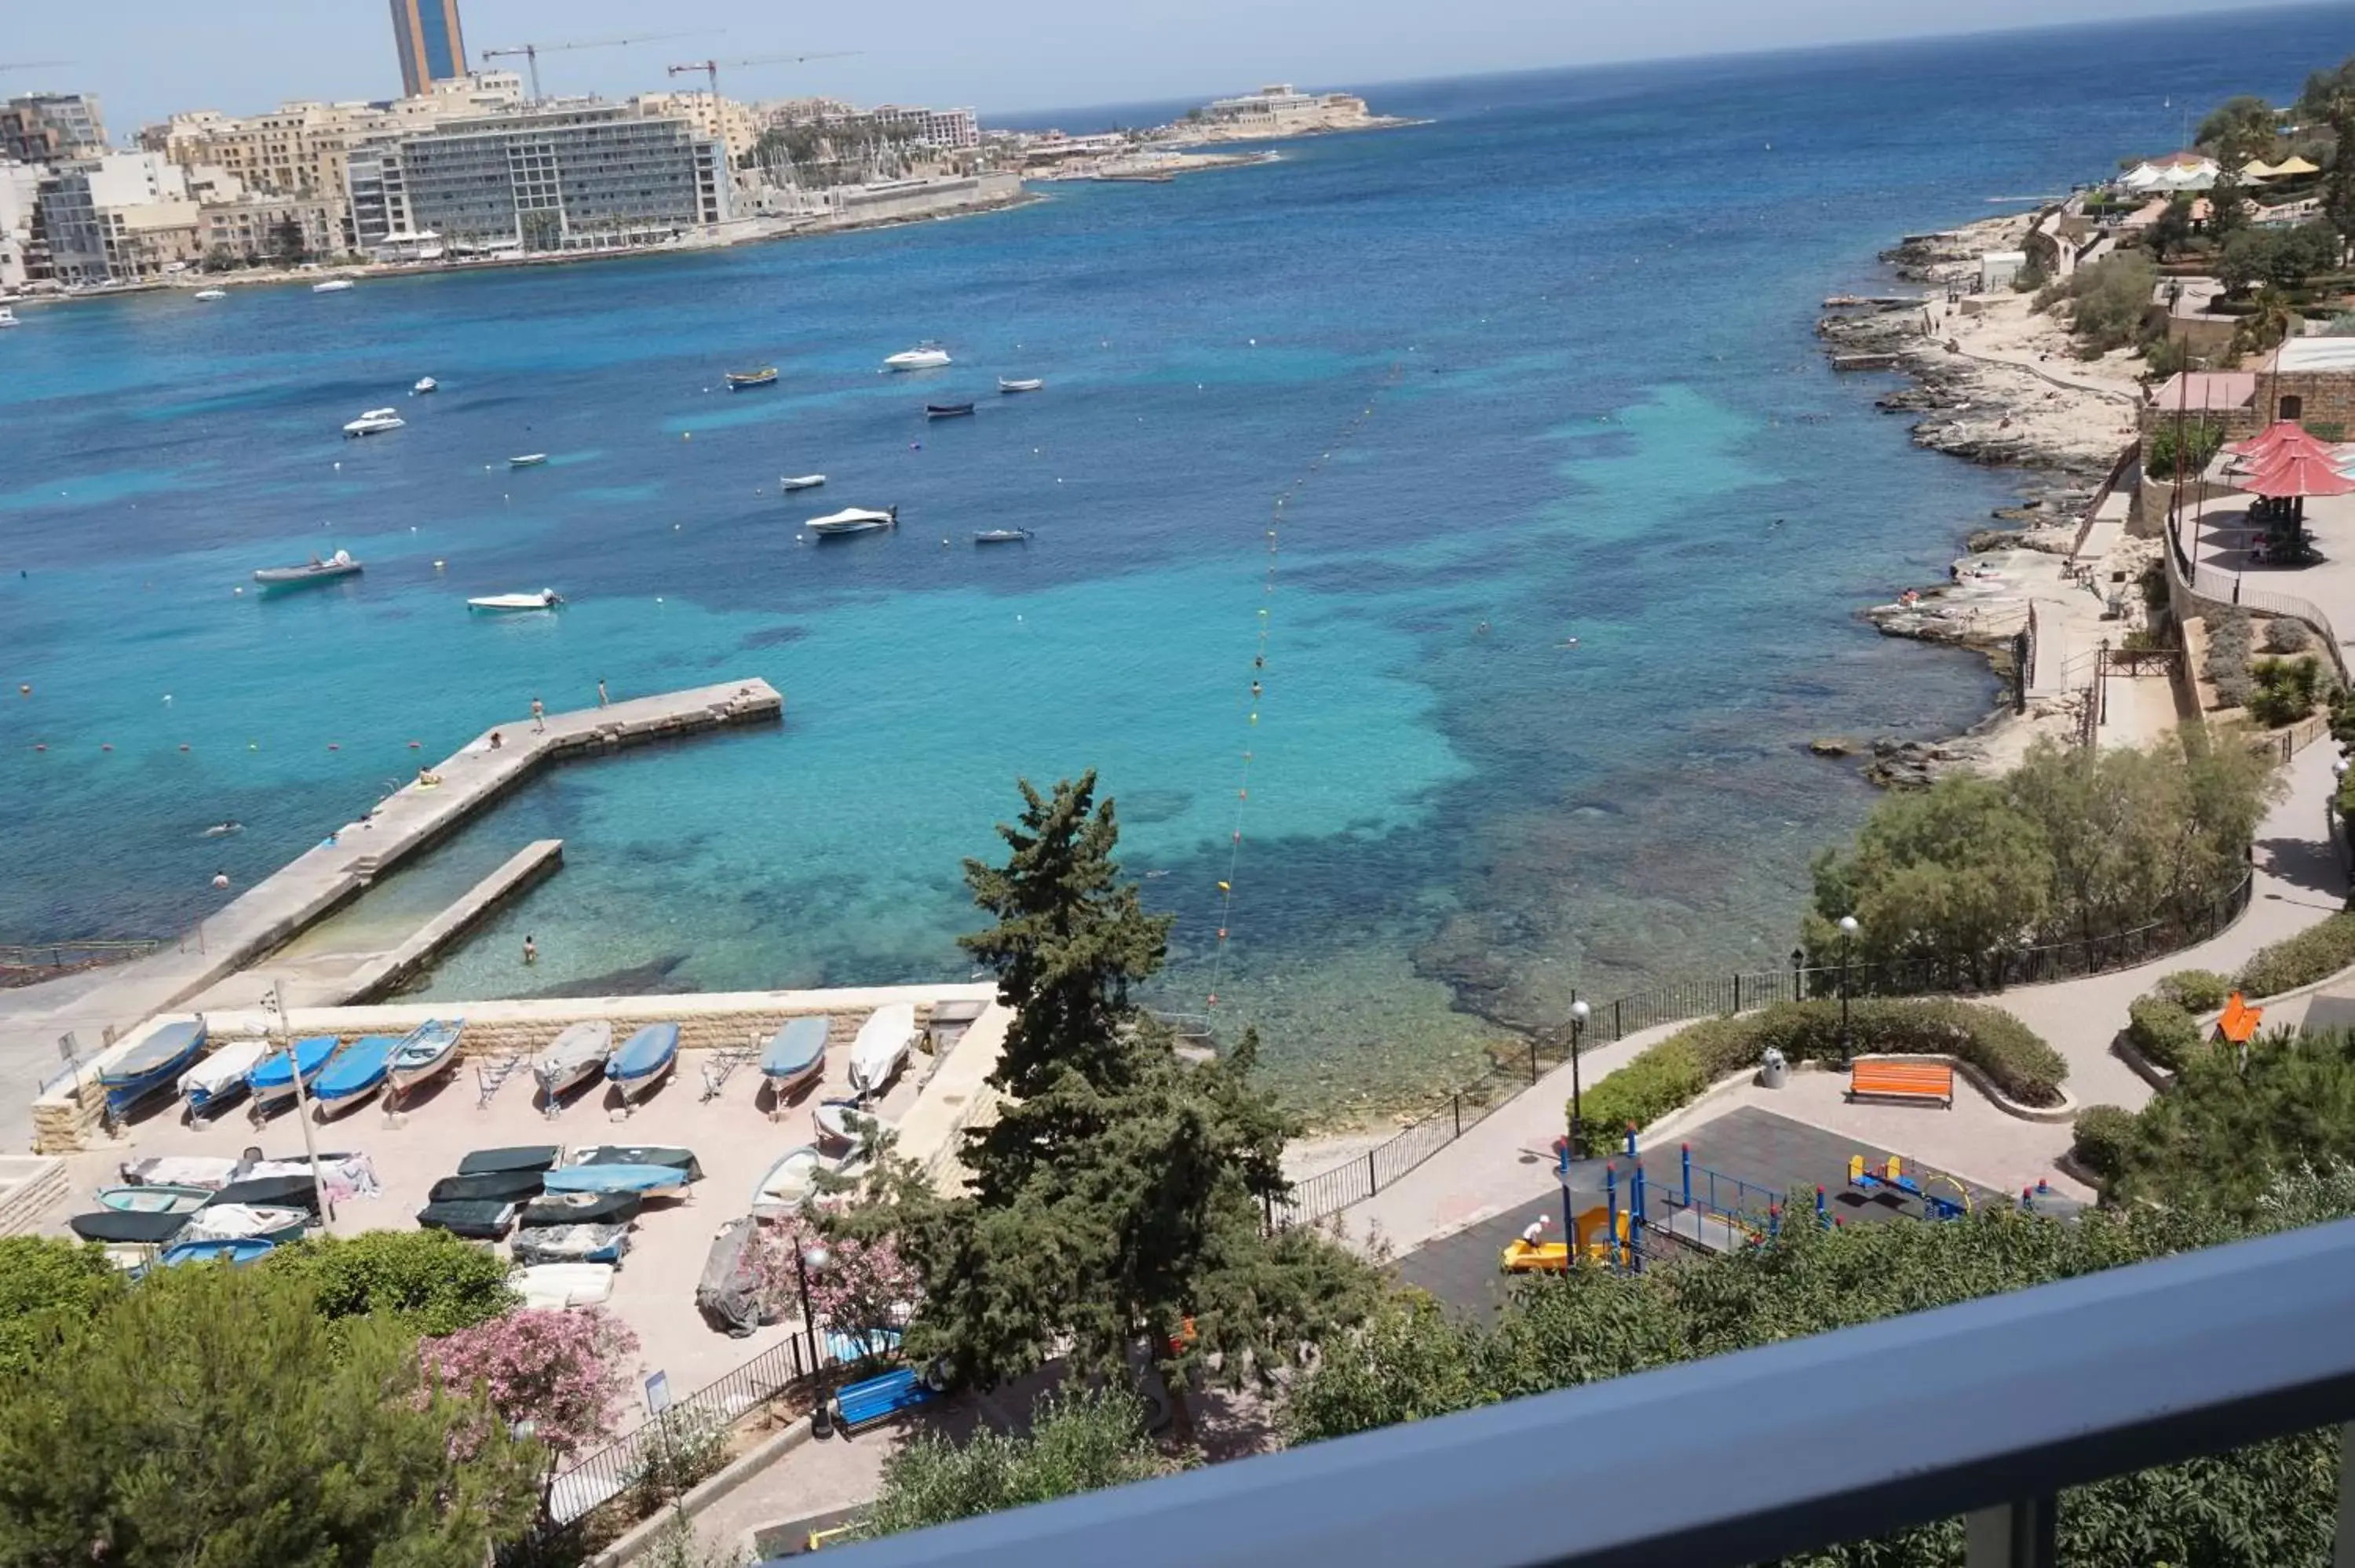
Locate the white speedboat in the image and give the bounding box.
[780,474,827,492]
[413,377,437,394]
[883,345,951,371]
[999,377,1044,393]
[342,407,404,437]
[312,279,355,294]
[468,589,563,612]
[254,549,362,587]
[192,288,227,302]
[509,453,548,468]
[0,306,20,328]
[806,505,897,537]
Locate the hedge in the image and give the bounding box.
[2069,1104,2138,1183]
[2236,913,2355,1000]
[2154,969,2232,1013]
[1572,999,2068,1145]
[2126,997,2203,1074]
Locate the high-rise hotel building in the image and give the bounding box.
[389,0,469,98]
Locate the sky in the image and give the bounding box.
[5,0,2349,136]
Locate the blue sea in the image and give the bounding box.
[5,9,2350,1111]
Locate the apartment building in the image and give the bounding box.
[2,93,108,161]
[38,152,199,284]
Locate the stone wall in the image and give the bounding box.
[2259,370,2355,435]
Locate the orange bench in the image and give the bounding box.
[2216,992,2264,1046]
[1846,1059,1954,1110]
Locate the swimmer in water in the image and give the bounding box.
[202,821,243,837]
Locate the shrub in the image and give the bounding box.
[1572,999,2067,1140]
[2264,617,2313,654]
[0,1238,124,1378]
[2156,969,2232,1012]
[628,1405,733,1514]
[2126,996,2203,1072]
[261,1229,517,1336]
[2236,913,2355,998]
[2248,655,2328,727]
[2057,251,2160,351]
[2205,610,2254,707]
[2070,1104,2138,1181]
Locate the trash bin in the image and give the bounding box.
[1760,1048,1788,1090]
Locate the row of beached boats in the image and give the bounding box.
[102,1016,466,1127]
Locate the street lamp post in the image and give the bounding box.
[793,1242,831,1373]
[1837,915,1860,1064]
[1567,997,1590,1159]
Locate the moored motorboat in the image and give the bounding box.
[973,528,1032,545]
[814,1098,892,1155]
[413,376,437,393]
[312,1033,399,1116]
[96,1183,213,1216]
[780,474,827,492]
[192,288,227,302]
[254,549,362,589]
[385,1018,464,1100]
[805,505,897,537]
[342,407,403,436]
[849,1003,918,1096]
[925,401,977,419]
[246,1034,341,1114]
[311,279,355,294]
[100,1019,209,1121]
[532,1021,615,1110]
[998,377,1044,393]
[750,1145,827,1217]
[726,366,780,390]
[759,1016,828,1105]
[0,306,16,327]
[468,589,563,612]
[604,1023,681,1105]
[509,453,549,468]
[884,345,951,371]
[178,1039,268,1121]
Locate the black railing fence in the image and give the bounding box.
[1272,871,2255,1231]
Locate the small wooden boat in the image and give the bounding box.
[520,1189,644,1227]
[386,1018,465,1099]
[510,1223,631,1265]
[750,1146,827,1217]
[999,377,1044,393]
[542,1163,692,1197]
[532,1021,614,1109]
[509,453,549,468]
[100,1019,209,1121]
[254,550,362,589]
[780,474,827,492]
[759,1017,829,1103]
[179,1040,268,1121]
[973,528,1032,545]
[416,1199,520,1239]
[178,1204,309,1246]
[246,1034,341,1115]
[70,1209,190,1246]
[159,1238,276,1266]
[604,1023,681,1104]
[468,589,562,612]
[312,1033,399,1115]
[814,1098,892,1155]
[97,1184,212,1216]
[925,401,977,419]
[806,505,896,537]
[849,1003,918,1095]
[509,1262,615,1309]
[726,366,780,390]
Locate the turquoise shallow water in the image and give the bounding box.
[5,13,2350,1110]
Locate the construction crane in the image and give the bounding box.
[479,34,700,102]
[665,52,860,104]
[0,62,78,76]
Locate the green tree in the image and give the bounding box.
[0,1236,123,1377]
[2217,228,2276,295]
[2093,1029,2355,1212]
[2050,250,2157,351]
[1806,775,2051,977]
[861,1388,1173,1540]
[2146,194,2196,261]
[2197,94,2279,159]
[261,1227,517,1335]
[2234,286,2304,358]
[2300,57,2355,117]
[0,1260,542,1566]
[2322,93,2355,246]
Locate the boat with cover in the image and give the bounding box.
[159,1238,276,1266]
[254,549,362,588]
[750,1146,828,1218]
[520,1189,644,1227]
[192,288,226,301]
[780,474,827,491]
[806,505,896,537]
[925,401,976,419]
[246,1034,340,1114]
[849,1003,918,1095]
[604,1023,681,1103]
[385,1018,465,1098]
[178,1039,268,1120]
[468,589,563,611]
[458,1145,563,1176]
[884,345,951,370]
[178,1204,308,1245]
[973,528,1032,545]
[413,377,436,393]
[208,1173,320,1216]
[542,1162,692,1197]
[814,1098,892,1155]
[570,1145,702,1180]
[532,1021,614,1108]
[510,1263,615,1309]
[342,407,404,436]
[726,366,780,390]
[311,279,355,294]
[417,1199,520,1240]
[999,377,1044,393]
[509,453,549,468]
[100,1019,209,1120]
[759,1017,828,1102]
[511,1223,631,1265]
[70,1209,190,1246]
[696,1218,768,1336]
[429,1170,545,1204]
[97,1183,212,1216]
[312,1033,400,1114]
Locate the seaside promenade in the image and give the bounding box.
[0,680,782,1149]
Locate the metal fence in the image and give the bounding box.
[0,938,163,970]
[1272,871,2256,1231]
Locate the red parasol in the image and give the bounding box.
[2242,447,2355,498]
[2232,420,2334,462]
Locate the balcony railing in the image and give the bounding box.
[800,1215,2355,1567]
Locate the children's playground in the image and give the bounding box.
[1393,1106,2061,1318]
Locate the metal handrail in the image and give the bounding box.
[807,1216,2355,1567]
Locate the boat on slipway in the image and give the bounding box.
[805,506,896,538]
[814,1098,891,1155]
[604,1023,681,1105]
[247,1034,341,1114]
[159,1238,277,1266]
[385,1018,465,1100]
[96,1184,212,1216]
[542,1162,692,1197]
[750,1146,827,1217]
[311,1034,400,1116]
[100,1019,210,1122]
[254,549,361,589]
[884,345,951,371]
[531,1021,614,1111]
[726,366,780,390]
[759,1016,829,1107]
[177,1039,268,1121]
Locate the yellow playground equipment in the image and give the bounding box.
[1847,1154,1973,1220]
[1499,1205,1633,1273]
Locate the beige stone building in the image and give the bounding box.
[200,193,351,262]
[630,90,760,164]
[146,74,525,202]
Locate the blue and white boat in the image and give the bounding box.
[97,1184,211,1216]
[177,1039,268,1121]
[760,1017,829,1103]
[246,1034,340,1114]
[605,1023,680,1105]
[100,1019,209,1120]
[312,1034,401,1115]
[159,1238,276,1267]
[541,1162,693,1197]
[385,1018,465,1100]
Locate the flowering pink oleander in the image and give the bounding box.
[422,1306,640,1456]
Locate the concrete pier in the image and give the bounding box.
[0,680,781,1147]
